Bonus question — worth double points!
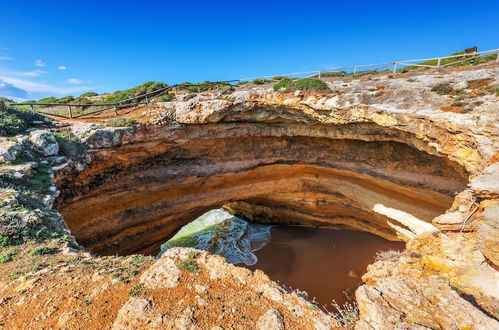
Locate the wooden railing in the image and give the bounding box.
[9,48,498,119]
[238,48,499,81]
[11,80,237,119]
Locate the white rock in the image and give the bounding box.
[29,130,59,156]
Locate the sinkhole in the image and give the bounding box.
[53,123,469,307]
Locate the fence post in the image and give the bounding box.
[437,58,441,67]
[353,66,357,75]
[114,105,118,115]
[393,63,398,73]
[318,71,321,79]
[30,104,34,112]
[67,105,73,118]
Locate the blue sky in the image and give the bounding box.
[1,0,498,100]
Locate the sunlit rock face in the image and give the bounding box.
[54,117,467,256]
[51,66,499,329]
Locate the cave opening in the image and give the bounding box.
[53,123,469,306]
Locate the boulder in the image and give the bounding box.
[29,130,59,156]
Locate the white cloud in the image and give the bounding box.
[0,75,97,98]
[19,70,45,77]
[0,65,99,99]
[35,59,46,67]
[0,79,29,100]
[58,65,67,70]
[67,78,82,84]
[0,56,14,61]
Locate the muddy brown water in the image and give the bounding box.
[247,226,405,307]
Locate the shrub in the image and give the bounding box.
[0,97,13,104]
[252,79,273,85]
[128,283,145,297]
[79,92,98,98]
[100,81,168,104]
[0,252,15,263]
[37,97,59,104]
[184,93,196,101]
[431,83,455,95]
[331,301,359,328]
[107,117,138,127]
[293,78,329,91]
[179,260,199,272]
[0,102,46,136]
[273,78,330,93]
[159,93,175,102]
[57,96,74,103]
[72,97,94,105]
[29,246,57,256]
[273,79,294,92]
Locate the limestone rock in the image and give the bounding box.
[0,163,35,179]
[256,309,285,330]
[112,298,167,329]
[0,139,22,162]
[476,200,499,266]
[139,255,180,289]
[357,258,499,329]
[470,163,499,197]
[29,130,59,156]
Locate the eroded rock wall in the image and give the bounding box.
[55,121,467,256]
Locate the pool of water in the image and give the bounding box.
[247,226,405,307]
[159,209,405,307]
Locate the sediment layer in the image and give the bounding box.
[55,122,467,256]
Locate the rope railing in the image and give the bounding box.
[10,80,237,119]
[238,48,499,81]
[9,48,498,120]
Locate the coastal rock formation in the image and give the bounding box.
[1,65,498,328]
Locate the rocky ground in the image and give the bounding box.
[0,64,498,329]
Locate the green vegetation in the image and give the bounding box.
[37,97,59,104]
[309,304,319,311]
[33,164,52,187]
[100,81,168,104]
[451,285,464,295]
[273,78,330,93]
[0,252,15,263]
[107,117,138,127]
[79,92,98,98]
[184,93,196,101]
[0,102,47,136]
[294,78,329,91]
[0,97,14,103]
[431,83,455,95]
[51,130,87,153]
[158,93,175,102]
[488,84,499,96]
[177,81,230,93]
[399,51,497,73]
[180,260,199,272]
[128,283,145,297]
[251,79,273,85]
[273,79,294,92]
[57,96,74,103]
[179,251,200,273]
[332,301,359,328]
[29,246,57,256]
